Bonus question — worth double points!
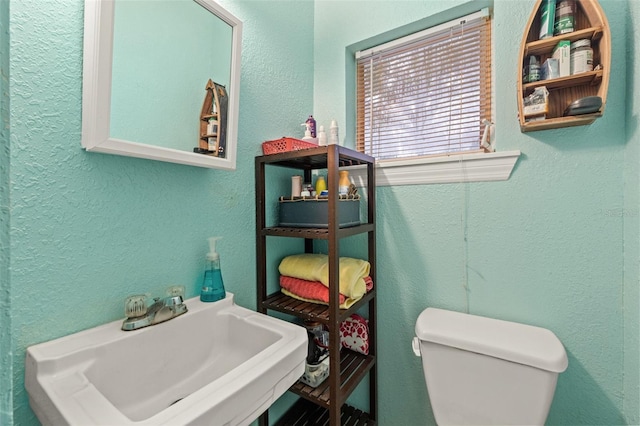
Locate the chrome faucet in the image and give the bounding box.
[122,293,188,331]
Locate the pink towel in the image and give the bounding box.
[363,276,373,292]
[280,275,346,305]
[279,275,374,308]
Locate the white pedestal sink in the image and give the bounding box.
[25,293,307,425]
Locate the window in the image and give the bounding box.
[356,9,492,161]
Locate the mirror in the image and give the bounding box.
[81,0,242,169]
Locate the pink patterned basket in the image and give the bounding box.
[340,314,369,355]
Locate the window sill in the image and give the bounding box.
[347,150,521,186]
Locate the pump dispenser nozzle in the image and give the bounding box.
[207,237,221,261]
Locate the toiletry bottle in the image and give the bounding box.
[200,237,226,302]
[207,137,216,152]
[291,175,302,197]
[315,176,327,194]
[329,120,339,145]
[339,170,350,195]
[318,126,327,146]
[301,123,318,144]
[207,118,218,136]
[539,0,556,40]
[306,115,317,138]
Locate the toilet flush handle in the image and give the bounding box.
[412,337,421,357]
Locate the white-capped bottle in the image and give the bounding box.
[318,125,327,146]
[329,120,339,145]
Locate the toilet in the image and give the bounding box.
[413,308,568,425]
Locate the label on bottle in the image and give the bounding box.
[538,0,556,40]
[207,119,218,136]
[554,0,575,35]
[570,49,593,75]
[315,176,326,194]
[306,116,317,138]
[201,268,225,302]
[339,171,350,195]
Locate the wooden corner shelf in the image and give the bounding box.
[522,69,602,94]
[523,26,603,57]
[520,112,602,132]
[517,0,610,132]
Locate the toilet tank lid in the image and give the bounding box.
[415,308,568,373]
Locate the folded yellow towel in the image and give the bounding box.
[278,254,370,300]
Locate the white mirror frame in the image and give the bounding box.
[81,0,242,169]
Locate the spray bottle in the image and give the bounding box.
[306,115,317,138]
[200,237,226,302]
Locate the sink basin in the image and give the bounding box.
[25,293,307,425]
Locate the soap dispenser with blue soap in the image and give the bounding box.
[200,237,226,302]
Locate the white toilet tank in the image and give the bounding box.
[414,308,568,426]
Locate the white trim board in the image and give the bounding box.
[347,150,521,187]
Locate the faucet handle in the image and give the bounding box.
[164,286,186,307]
[165,285,185,298]
[164,295,184,307]
[124,294,149,319]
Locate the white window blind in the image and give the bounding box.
[356,9,492,160]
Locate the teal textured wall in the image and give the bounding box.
[4,0,639,425]
[314,0,635,424]
[1,0,12,423]
[624,1,640,424]
[6,0,313,424]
